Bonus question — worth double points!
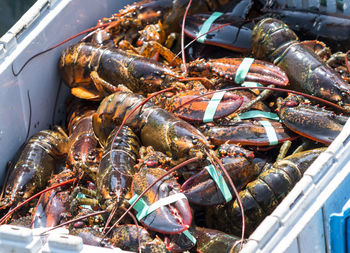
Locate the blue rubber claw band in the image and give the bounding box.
[203,91,226,123]
[206,164,232,202]
[128,193,187,221]
[235,110,280,121]
[183,229,197,245]
[235,58,255,84]
[197,12,223,43]
[259,120,279,145]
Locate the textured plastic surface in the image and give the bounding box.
[329,199,350,253]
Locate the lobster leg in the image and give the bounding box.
[90,71,120,97]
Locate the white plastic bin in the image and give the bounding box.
[1,0,350,252]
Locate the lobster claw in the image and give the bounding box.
[277,95,348,145]
[132,162,192,234]
[181,144,258,206]
[184,13,253,53]
[169,91,243,123]
[187,58,289,87]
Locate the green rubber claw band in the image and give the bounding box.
[235,110,280,121]
[128,194,149,220]
[235,58,255,84]
[197,12,223,43]
[259,120,279,145]
[203,91,226,123]
[128,193,187,221]
[183,230,197,245]
[240,81,263,88]
[205,164,232,202]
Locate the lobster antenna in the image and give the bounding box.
[172,86,347,113]
[12,23,110,76]
[25,90,32,142]
[40,210,108,235]
[120,206,142,253]
[0,178,75,225]
[170,23,231,66]
[102,156,200,240]
[181,0,193,75]
[208,150,246,249]
[103,203,118,233]
[109,87,175,176]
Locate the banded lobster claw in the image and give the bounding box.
[277,94,348,145]
[166,90,244,123]
[184,13,253,53]
[187,57,289,87]
[131,148,192,234]
[183,0,253,52]
[181,144,258,206]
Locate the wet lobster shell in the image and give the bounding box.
[181,144,259,206]
[206,147,327,236]
[203,119,297,146]
[277,95,348,145]
[131,149,192,234]
[251,18,350,111]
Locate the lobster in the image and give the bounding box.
[32,169,74,228]
[206,147,327,236]
[59,42,290,101]
[0,127,69,212]
[68,125,141,228]
[96,125,140,212]
[251,18,350,112]
[92,91,211,165]
[66,97,101,177]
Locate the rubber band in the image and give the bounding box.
[259,120,279,145]
[128,193,187,221]
[205,164,232,202]
[240,81,263,88]
[235,110,280,121]
[235,58,255,84]
[197,12,223,43]
[183,229,197,245]
[76,192,93,210]
[203,91,226,123]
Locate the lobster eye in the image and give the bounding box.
[18,191,24,196]
[109,191,115,196]
[88,155,96,161]
[74,154,80,161]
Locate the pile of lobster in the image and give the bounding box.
[1,0,350,252]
